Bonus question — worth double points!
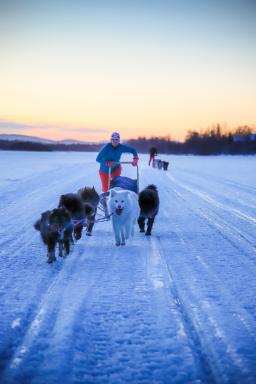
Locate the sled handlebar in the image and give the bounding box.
[107,161,136,166]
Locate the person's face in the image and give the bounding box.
[111,139,120,147]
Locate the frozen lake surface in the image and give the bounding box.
[0,151,255,383]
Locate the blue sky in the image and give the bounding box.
[0,0,255,141]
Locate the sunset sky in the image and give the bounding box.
[0,0,255,142]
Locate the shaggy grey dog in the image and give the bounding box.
[34,208,73,263]
[77,186,100,236]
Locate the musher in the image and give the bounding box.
[96,132,139,193]
[148,147,157,166]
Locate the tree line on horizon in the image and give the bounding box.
[126,124,256,155]
[0,124,255,155]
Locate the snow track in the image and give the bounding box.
[0,152,256,383]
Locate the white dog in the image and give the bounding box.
[107,189,140,246]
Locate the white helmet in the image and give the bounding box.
[111,132,120,140]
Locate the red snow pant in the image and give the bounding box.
[99,167,121,192]
[149,155,155,166]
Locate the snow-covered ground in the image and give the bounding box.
[0,151,255,384]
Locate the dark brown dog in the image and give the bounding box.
[34,208,73,263]
[58,193,86,241]
[138,185,159,236]
[77,186,100,236]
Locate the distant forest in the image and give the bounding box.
[0,125,255,155]
[127,125,256,155]
[0,140,103,153]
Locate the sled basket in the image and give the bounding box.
[110,176,138,193]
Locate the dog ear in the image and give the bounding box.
[34,220,41,231]
[41,210,51,220]
[110,189,116,197]
[59,195,65,206]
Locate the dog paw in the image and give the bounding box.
[47,257,56,263]
[145,232,151,236]
[140,228,145,232]
[86,232,92,236]
[121,242,125,246]
[116,242,121,246]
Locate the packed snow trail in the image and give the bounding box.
[0,152,256,383]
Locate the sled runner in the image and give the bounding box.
[95,161,139,222]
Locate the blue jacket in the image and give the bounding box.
[96,143,138,173]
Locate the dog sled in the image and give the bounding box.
[152,156,169,171]
[95,161,139,223]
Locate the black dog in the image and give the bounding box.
[34,208,73,263]
[58,193,87,241]
[138,185,159,236]
[77,186,100,236]
[162,161,169,171]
